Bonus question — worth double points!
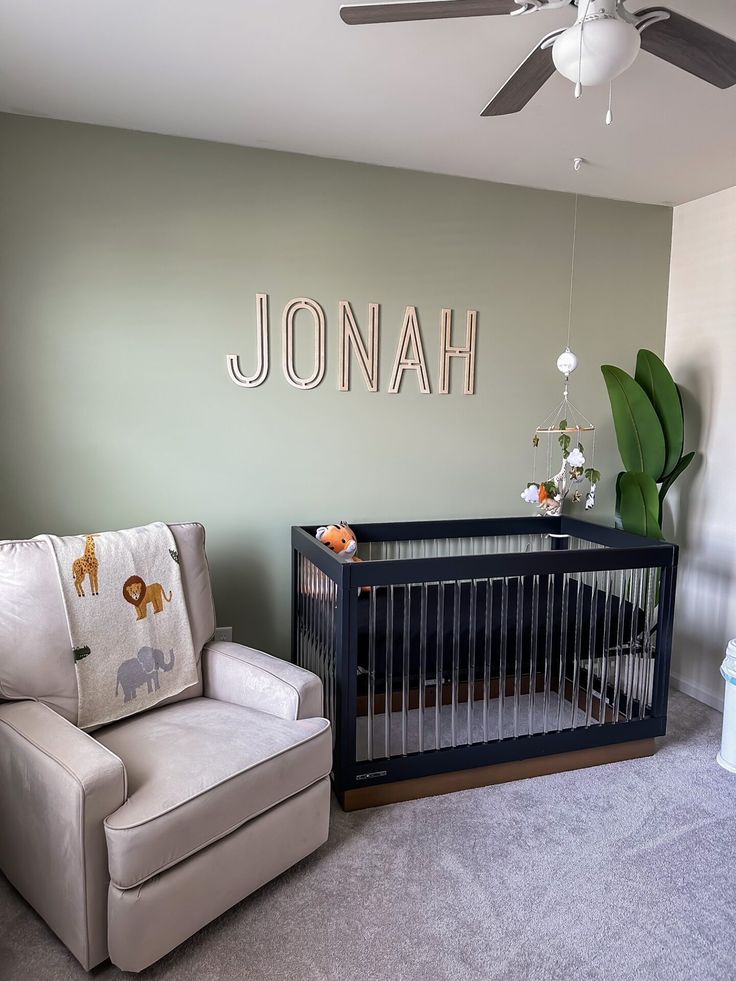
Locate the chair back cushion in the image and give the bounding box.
[0,523,214,724]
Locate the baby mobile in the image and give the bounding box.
[521,195,600,516]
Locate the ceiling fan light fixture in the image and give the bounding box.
[552,18,641,87]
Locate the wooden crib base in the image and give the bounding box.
[338,737,656,811]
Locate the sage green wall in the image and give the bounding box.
[0,113,672,658]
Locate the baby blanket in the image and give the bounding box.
[40,522,198,729]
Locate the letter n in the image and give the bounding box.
[338,301,379,392]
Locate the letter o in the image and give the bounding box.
[281,297,326,390]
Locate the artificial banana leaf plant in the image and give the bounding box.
[601,350,695,540]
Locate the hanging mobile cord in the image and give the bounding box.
[566,193,579,355]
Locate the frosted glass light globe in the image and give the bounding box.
[552,19,641,87]
[557,349,578,375]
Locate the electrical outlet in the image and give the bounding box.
[213,626,232,643]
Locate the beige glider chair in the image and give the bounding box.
[0,523,331,972]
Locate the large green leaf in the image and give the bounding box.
[618,471,663,539]
[601,365,666,479]
[658,450,695,506]
[635,349,684,479]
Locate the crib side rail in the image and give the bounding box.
[345,543,676,588]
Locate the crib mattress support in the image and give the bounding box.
[339,737,657,811]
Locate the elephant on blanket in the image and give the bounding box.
[115,647,175,703]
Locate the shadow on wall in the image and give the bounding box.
[661,355,711,550]
[206,533,280,652]
[663,348,733,699]
[673,541,736,692]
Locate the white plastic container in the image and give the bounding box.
[718,639,736,773]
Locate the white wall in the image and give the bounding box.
[665,184,736,710]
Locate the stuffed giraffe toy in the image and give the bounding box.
[72,535,100,597]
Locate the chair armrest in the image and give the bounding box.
[202,641,323,720]
[0,700,127,970]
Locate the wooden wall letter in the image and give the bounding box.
[338,300,379,392]
[226,293,270,388]
[388,306,430,394]
[438,308,477,395]
[281,297,326,390]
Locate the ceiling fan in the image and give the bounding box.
[339,0,736,117]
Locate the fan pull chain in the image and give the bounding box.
[574,7,584,97]
[575,0,592,100]
[606,81,614,126]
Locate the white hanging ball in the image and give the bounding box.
[557,349,578,376]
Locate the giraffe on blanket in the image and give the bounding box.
[72,535,100,597]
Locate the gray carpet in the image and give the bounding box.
[1,691,734,981]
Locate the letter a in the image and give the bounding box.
[388,306,430,394]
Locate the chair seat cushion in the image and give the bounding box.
[95,698,331,889]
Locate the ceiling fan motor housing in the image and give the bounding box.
[552,0,641,87]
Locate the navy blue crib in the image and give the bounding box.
[292,516,678,810]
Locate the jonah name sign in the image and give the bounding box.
[226,294,478,395]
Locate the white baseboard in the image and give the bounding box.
[670,673,724,712]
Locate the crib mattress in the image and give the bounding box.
[356,577,645,692]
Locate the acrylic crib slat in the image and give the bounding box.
[585,572,598,728]
[529,574,540,736]
[367,584,376,761]
[386,584,395,758]
[402,584,411,756]
[316,568,323,724]
[468,580,477,745]
[419,582,428,754]
[640,566,658,718]
[483,578,492,744]
[296,554,304,671]
[307,558,314,677]
[626,568,643,722]
[452,581,461,748]
[635,566,647,718]
[499,578,509,741]
[612,568,626,723]
[436,583,444,751]
[557,572,570,733]
[329,577,337,732]
[543,574,554,734]
[599,570,613,725]
[514,576,523,738]
[317,566,325,684]
[569,573,584,730]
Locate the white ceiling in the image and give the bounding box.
[1,0,735,205]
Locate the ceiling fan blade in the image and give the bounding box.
[636,8,736,89]
[340,0,519,26]
[481,33,558,116]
